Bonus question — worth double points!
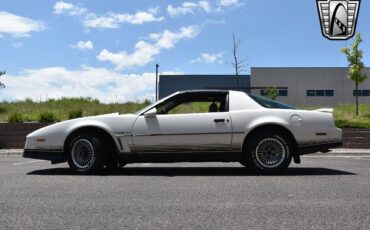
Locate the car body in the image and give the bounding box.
[23,90,342,173]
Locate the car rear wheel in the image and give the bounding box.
[67,135,104,173]
[242,132,292,173]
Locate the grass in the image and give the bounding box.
[166,102,214,114]
[0,97,151,122]
[0,98,369,129]
[332,104,370,129]
[299,104,370,129]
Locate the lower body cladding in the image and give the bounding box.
[298,141,343,155]
[23,149,66,164]
[23,140,342,164]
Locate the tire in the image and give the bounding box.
[242,132,292,173]
[67,134,104,174]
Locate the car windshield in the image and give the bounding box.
[134,104,153,115]
[248,94,296,110]
[133,93,180,115]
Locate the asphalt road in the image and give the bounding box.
[0,153,370,230]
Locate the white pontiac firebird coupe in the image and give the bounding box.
[23,90,342,173]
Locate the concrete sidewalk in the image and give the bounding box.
[0,149,24,155]
[1,148,369,156]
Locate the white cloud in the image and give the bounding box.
[0,67,158,103]
[53,1,87,16]
[167,1,211,17]
[218,0,240,6]
[97,26,199,70]
[167,0,243,16]
[215,0,244,11]
[71,40,93,50]
[190,52,224,64]
[53,2,163,29]
[83,11,164,29]
[97,42,160,70]
[0,11,45,37]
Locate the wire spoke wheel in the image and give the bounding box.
[71,139,96,169]
[255,138,286,168]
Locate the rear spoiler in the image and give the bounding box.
[314,108,334,113]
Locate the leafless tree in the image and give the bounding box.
[231,33,247,89]
[0,71,5,89]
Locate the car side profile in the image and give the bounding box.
[23,90,342,173]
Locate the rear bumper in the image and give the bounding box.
[298,141,343,155]
[23,149,65,162]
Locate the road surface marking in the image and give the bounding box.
[303,155,370,159]
[12,160,45,166]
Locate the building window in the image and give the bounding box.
[279,90,288,96]
[307,90,316,97]
[307,89,334,97]
[353,90,362,96]
[353,90,370,96]
[316,90,325,96]
[325,90,334,96]
[260,89,288,97]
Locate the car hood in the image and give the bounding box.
[27,113,138,138]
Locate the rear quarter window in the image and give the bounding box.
[248,94,296,110]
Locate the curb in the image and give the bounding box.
[0,149,24,156]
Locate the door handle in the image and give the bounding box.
[214,119,225,123]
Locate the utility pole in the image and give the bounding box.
[155,64,159,102]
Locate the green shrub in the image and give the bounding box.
[68,110,83,119]
[0,106,6,113]
[262,87,279,100]
[38,112,59,123]
[8,113,24,123]
[144,99,152,105]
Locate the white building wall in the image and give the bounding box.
[251,67,370,107]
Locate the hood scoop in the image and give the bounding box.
[314,108,334,113]
[96,113,119,117]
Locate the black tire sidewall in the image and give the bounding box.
[67,134,104,173]
[246,133,292,173]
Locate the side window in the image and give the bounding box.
[168,101,221,114]
[156,93,227,115]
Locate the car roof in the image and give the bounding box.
[177,89,233,94]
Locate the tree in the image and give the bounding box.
[230,33,247,89]
[340,33,367,116]
[0,71,5,89]
[262,87,279,100]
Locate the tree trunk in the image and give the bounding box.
[356,82,359,116]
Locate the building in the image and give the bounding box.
[251,67,370,106]
[158,75,250,99]
[159,67,370,106]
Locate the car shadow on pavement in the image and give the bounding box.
[27,167,356,176]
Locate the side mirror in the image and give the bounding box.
[144,108,157,117]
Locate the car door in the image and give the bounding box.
[131,92,232,153]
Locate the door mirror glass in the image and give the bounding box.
[144,108,157,117]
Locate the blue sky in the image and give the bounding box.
[0,0,369,102]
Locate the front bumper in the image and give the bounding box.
[298,141,343,155]
[23,149,65,163]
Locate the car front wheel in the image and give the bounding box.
[67,135,104,173]
[242,132,292,173]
